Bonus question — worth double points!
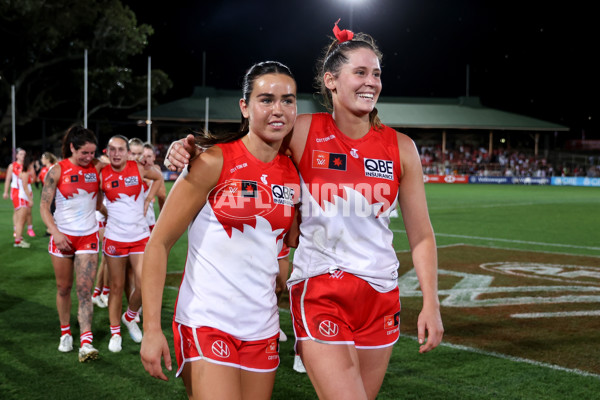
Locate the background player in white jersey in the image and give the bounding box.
[100,135,163,353]
[3,148,36,239]
[140,61,300,400]
[13,155,35,248]
[129,139,166,230]
[40,126,104,362]
[92,154,110,310]
[142,142,166,224]
[166,21,444,400]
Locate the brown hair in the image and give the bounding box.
[42,152,58,164]
[192,61,296,148]
[315,32,383,130]
[62,126,97,159]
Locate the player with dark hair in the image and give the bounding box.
[141,61,300,399]
[40,125,103,362]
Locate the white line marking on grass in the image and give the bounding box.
[429,201,552,210]
[400,334,600,380]
[429,242,600,258]
[512,310,600,318]
[392,229,600,251]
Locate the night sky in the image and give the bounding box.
[122,0,598,138]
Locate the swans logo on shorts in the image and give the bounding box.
[266,338,278,354]
[384,312,400,330]
[211,340,231,358]
[318,320,339,337]
[106,245,116,255]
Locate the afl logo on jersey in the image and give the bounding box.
[312,150,347,171]
[211,340,231,358]
[364,158,394,181]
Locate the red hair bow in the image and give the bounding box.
[333,18,354,42]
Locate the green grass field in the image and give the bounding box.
[1,182,599,399]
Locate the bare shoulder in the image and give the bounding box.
[396,130,418,153]
[295,113,313,131]
[186,145,223,185]
[287,113,313,163]
[45,163,61,180]
[395,130,422,178]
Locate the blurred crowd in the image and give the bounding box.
[419,145,600,178]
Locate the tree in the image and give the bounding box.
[0,0,172,142]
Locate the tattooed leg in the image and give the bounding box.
[74,253,98,333]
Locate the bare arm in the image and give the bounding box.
[20,171,34,203]
[152,165,167,211]
[40,165,73,252]
[397,132,444,353]
[286,113,312,166]
[163,134,198,171]
[3,163,13,198]
[140,146,223,381]
[138,164,164,216]
[165,113,312,171]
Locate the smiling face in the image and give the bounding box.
[240,73,297,145]
[107,137,129,170]
[142,147,155,166]
[129,144,143,162]
[325,47,382,117]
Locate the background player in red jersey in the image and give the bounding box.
[166,21,444,400]
[100,135,163,353]
[40,126,104,362]
[13,155,35,248]
[141,61,299,400]
[3,147,36,240]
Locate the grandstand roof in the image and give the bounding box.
[130,86,569,132]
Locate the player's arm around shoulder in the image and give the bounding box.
[150,145,223,253]
[286,113,312,165]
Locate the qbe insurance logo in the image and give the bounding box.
[364,158,394,180]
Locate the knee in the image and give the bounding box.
[56,284,72,297]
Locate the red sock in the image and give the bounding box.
[92,287,101,297]
[124,307,138,322]
[80,331,93,346]
[110,325,121,336]
[102,286,110,296]
[61,325,71,336]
